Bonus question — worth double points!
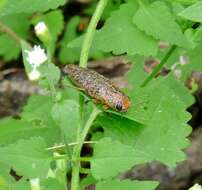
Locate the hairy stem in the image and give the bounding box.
[79,0,108,68]
[141,45,177,87]
[71,1,107,189]
[71,107,101,190]
[0,21,21,43]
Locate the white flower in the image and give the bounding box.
[25,45,47,68]
[34,22,48,35]
[189,184,202,190]
[28,68,41,81]
[30,178,40,190]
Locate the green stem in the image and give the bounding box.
[71,1,107,189]
[71,107,101,190]
[79,0,108,68]
[141,45,177,87]
[0,21,21,43]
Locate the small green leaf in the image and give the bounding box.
[52,100,80,143]
[0,137,52,178]
[21,40,33,74]
[38,63,61,89]
[96,179,158,190]
[133,1,190,48]
[0,0,66,16]
[179,1,202,22]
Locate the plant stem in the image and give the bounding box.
[71,1,107,189]
[141,45,177,87]
[79,0,108,68]
[0,21,21,43]
[71,107,101,190]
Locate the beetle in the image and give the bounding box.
[63,64,131,112]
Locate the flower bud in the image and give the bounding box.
[34,22,50,45]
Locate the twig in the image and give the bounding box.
[46,141,98,151]
[0,21,21,43]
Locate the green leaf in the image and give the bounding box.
[21,95,57,127]
[0,34,20,61]
[21,40,33,74]
[162,75,195,107]
[59,16,81,64]
[133,1,190,48]
[0,14,30,61]
[91,138,147,179]
[52,100,80,143]
[0,137,52,178]
[95,81,192,179]
[95,114,142,146]
[125,55,147,88]
[41,178,64,190]
[38,63,61,89]
[179,1,202,22]
[69,2,158,56]
[11,180,30,190]
[125,55,194,107]
[0,117,61,146]
[125,83,191,164]
[96,179,158,190]
[0,163,15,190]
[0,0,66,16]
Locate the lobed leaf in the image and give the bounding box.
[0,137,52,178]
[91,138,147,179]
[0,118,61,146]
[133,1,190,48]
[69,2,158,56]
[92,80,192,179]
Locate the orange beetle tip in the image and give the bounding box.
[122,96,131,111]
